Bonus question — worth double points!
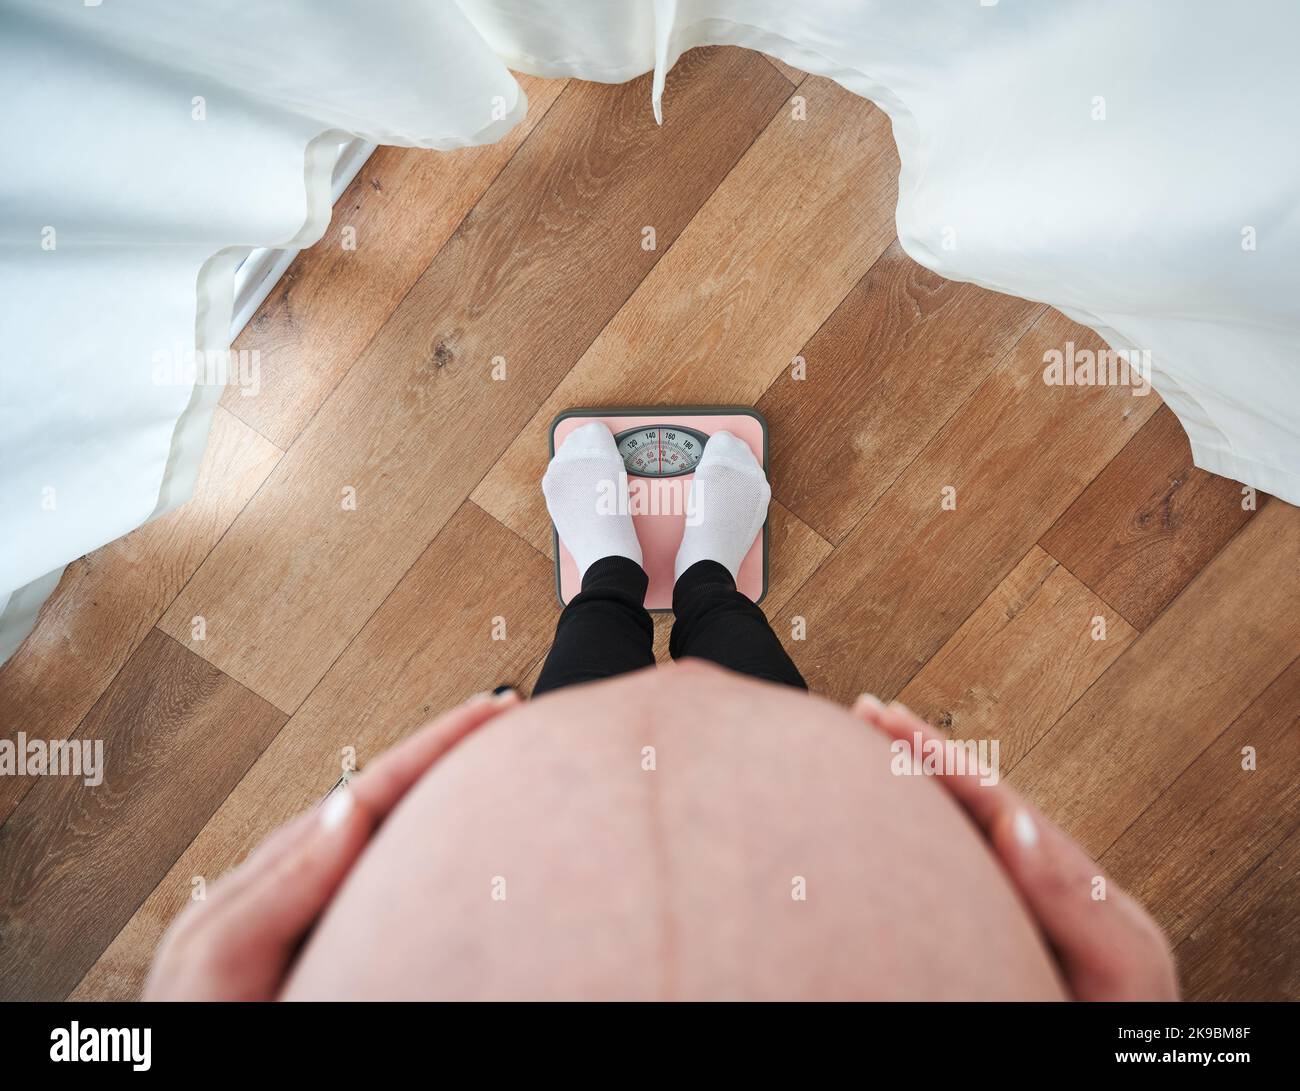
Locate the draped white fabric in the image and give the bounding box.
[2,0,1297,662]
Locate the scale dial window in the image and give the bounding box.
[614,425,709,478]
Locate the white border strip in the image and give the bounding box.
[229,137,376,339]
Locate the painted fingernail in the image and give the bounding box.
[491,687,518,704]
[855,693,885,713]
[1013,808,1038,849]
[320,788,353,831]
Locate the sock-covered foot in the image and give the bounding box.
[542,422,643,578]
[675,430,770,583]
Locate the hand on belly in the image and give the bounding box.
[280,662,1068,1000]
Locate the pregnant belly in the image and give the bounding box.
[281,661,1066,1000]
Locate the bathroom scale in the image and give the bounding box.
[549,406,769,611]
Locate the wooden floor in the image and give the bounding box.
[2,49,1296,1002]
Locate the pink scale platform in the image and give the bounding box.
[549,407,769,610]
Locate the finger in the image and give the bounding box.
[206,688,519,910]
[150,689,520,999]
[989,805,1178,1000]
[201,689,520,956]
[852,695,1177,1000]
[852,694,1004,828]
[210,807,319,895]
[348,687,521,816]
[154,806,322,960]
[146,791,372,1000]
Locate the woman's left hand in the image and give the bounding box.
[143,688,520,1001]
[851,695,1178,1001]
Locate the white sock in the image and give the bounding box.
[543,422,643,579]
[675,430,770,583]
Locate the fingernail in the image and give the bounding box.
[1013,808,1038,849]
[888,700,911,714]
[320,789,353,831]
[491,687,517,705]
[467,691,492,706]
[856,693,885,712]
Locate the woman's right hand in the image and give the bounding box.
[852,695,1179,1001]
[143,688,521,1001]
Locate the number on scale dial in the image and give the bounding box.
[614,424,710,478]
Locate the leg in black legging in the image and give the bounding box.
[532,555,654,696]
[669,559,806,689]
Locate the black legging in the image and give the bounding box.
[532,556,806,696]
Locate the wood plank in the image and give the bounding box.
[1101,656,1300,946]
[0,407,281,825]
[220,74,567,449]
[1041,403,1260,630]
[758,241,1043,543]
[471,76,901,552]
[0,630,285,1000]
[1176,825,1300,1001]
[762,54,806,85]
[896,546,1137,768]
[1009,500,1300,857]
[73,503,563,1000]
[158,47,793,713]
[784,310,1159,704]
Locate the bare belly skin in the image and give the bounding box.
[282,660,1067,1000]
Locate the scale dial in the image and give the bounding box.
[614,424,710,478]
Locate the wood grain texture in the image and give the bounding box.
[159,49,792,713]
[0,407,280,825]
[1176,825,1300,1001]
[785,311,1159,704]
[1041,404,1260,629]
[73,503,559,1000]
[762,54,806,85]
[221,75,567,449]
[472,77,900,551]
[0,630,285,1000]
[897,546,1137,768]
[758,241,1044,543]
[1010,500,1300,857]
[1101,656,1300,946]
